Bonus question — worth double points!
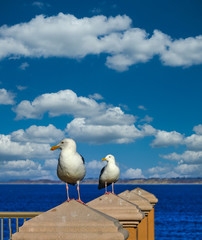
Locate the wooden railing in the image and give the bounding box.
[0,212,42,240]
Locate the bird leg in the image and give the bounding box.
[104,182,110,194]
[112,182,114,194]
[76,181,85,204]
[66,183,70,201]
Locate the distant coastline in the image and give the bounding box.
[0,178,202,185]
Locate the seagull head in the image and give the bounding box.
[102,154,116,164]
[50,138,76,151]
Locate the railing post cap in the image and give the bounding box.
[131,187,158,205]
[118,190,153,212]
[12,199,129,240]
[88,193,144,223]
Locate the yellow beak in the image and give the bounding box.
[102,158,106,161]
[50,145,60,151]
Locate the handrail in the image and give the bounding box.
[0,212,43,240]
[0,212,42,218]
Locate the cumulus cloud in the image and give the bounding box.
[13,89,106,120]
[193,124,202,135]
[161,36,202,67]
[0,134,53,160]
[0,159,55,180]
[86,160,105,169]
[85,160,105,178]
[138,124,157,136]
[184,134,202,151]
[13,89,148,144]
[138,105,147,111]
[43,159,58,170]
[0,14,131,60]
[32,1,45,9]
[147,163,202,178]
[86,107,136,126]
[151,130,184,147]
[140,115,153,123]
[0,88,15,105]
[174,163,202,177]
[88,93,104,100]
[11,124,64,143]
[66,118,143,144]
[0,13,202,71]
[161,150,202,164]
[148,166,169,175]
[19,62,29,70]
[105,29,171,71]
[16,85,27,91]
[122,168,145,179]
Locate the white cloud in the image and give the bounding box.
[16,85,27,91]
[19,62,29,70]
[13,89,106,120]
[0,134,53,160]
[2,159,39,170]
[13,89,146,144]
[147,165,180,178]
[193,124,202,135]
[147,163,202,178]
[122,168,145,179]
[140,115,153,123]
[0,159,54,180]
[11,124,64,143]
[161,150,202,164]
[138,124,157,136]
[66,118,142,144]
[138,105,147,111]
[86,107,136,126]
[88,93,104,100]
[32,1,44,9]
[43,159,58,170]
[84,160,105,178]
[147,166,169,174]
[0,14,131,60]
[161,36,202,67]
[174,164,202,177]
[105,29,171,71]
[151,130,184,147]
[0,88,15,105]
[185,134,202,151]
[0,13,201,70]
[14,89,135,125]
[86,160,105,169]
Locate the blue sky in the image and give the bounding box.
[0,0,202,181]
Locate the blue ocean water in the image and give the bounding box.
[0,184,201,240]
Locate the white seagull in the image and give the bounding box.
[98,154,120,194]
[50,138,86,203]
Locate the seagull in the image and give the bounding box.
[98,154,120,194]
[50,138,86,203]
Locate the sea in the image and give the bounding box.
[0,184,201,240]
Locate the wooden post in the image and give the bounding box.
[131,188,158,240]
[88,193,144,240]
[118,190,153,240]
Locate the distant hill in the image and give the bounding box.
[1,178,202,184]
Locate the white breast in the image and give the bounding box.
[101,163,120,183]
[57,151,85,184]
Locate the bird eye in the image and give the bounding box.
[61,141,64,144]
